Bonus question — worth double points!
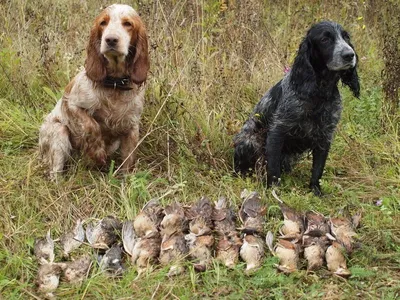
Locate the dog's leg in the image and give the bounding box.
[310,146,330,196]
[280,154,293,173]
[119,125,139,172]
[64,104,107,166]
[39,116,72,180]
[106,139,121,156]
[266,131,285,187]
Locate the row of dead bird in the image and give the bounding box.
[34,189,361,297]
[267,190,360,277]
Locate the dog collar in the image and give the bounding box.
[103,76,134,90]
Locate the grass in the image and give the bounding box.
[1,0,399,298]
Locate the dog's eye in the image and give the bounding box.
[342,32,350,40]
[321,36,330,43]
[123,21,132,27]
[100,20,107,26]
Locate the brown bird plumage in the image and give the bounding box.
[216,233,242,268]
[134,199,164,238]
[131,234,161,275]
[160,202,187,238]
[36,263,66,297]
[212,197,237,236]
[159,233,188,276]
[213,197,241,268]
[278,202,304,241]
[240,234,265,273]
[239,190,266,234]
[303,235,328,271]
[185,197,214,272]
[34,230,55,265]
[189,217,212,236]
[274,239,300,274]
[329,217,357,253]
[186,197,214,235]
[63,255,92,283]
[304,211,330,237]
[186,197,213,220]
[86,216,122,249]
[159,202,189,276]
[271,190,304,241]
[60,219,85,257]
[325,241,351,277]
[185,232,214,272]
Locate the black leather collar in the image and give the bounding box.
[103,76,133,90]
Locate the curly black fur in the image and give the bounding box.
[234,21,360,196]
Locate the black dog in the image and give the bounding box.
[234,21,360,195]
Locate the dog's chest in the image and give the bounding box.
[93,93,143,135]
[292,102,341,140]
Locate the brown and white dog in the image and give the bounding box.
[39,4,149,178]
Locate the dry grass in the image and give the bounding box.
[0,0,399,298]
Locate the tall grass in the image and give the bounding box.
[0,0,399,298]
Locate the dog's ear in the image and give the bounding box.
[85,22,107,82]
[340,55,360,98]
[290,37,317,99]
[127,16,150,85]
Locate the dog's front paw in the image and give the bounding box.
[90,148,107,166]
[267,175,281,188]
[310,183,323,197]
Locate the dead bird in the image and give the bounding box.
[304,211,330,237]
[159,203,188,276]
[36,263,66,298]
[325,241,351,277]
[238,190,266,234]
[186,197,214,235]
[187,197,214,221]
[213,197,242,268]
[189,216,213,236]
[266,232,299,274]
[278,203,304,240]
[99,244,124,276]
[329,216,358,253]
[240,233,265,273]
[272,190,304,241]
[122,219,161,275]
[134,199,164,238]
[60,219,85,256]
[215,233,242,268]
[131,234,162,276]
[184,197,214,272]
[303,235,329,271]
[122,220,137,257]
[86,216,122,249]
[34,230,55,265]
[212,197,237,236]
[63,255,92,283]
[240,234,265,273]
[185,232,214,272]
[159,233,188,276]
[160,202,187,238]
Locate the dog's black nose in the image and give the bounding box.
[105,35,119,47]
[342,51,354,62]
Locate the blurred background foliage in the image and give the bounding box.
[0,0,398,166]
